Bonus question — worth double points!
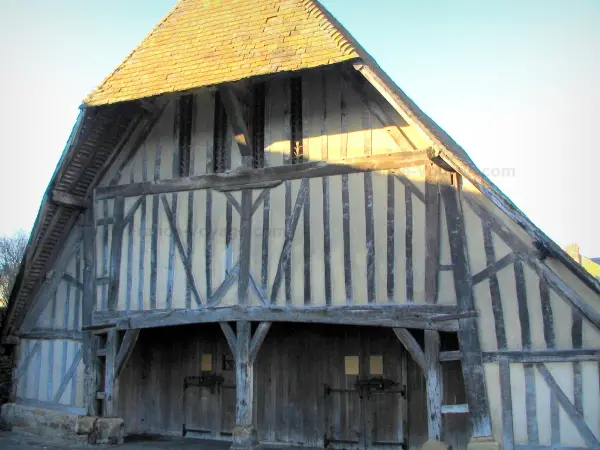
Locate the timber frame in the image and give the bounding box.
[4,1,600,449]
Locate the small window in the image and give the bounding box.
[344,356,359,375]
[201,353,213,372]
[370,355,383,376]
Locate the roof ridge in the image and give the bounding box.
[300,0,357,58]
[83,0,187,105]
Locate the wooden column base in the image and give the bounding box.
[230,425,260,450]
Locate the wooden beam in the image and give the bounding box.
[424,163,444,304]
[15,329,83,341]
[472,252,517,285]
[95,304,461,332]
[115,329,140,378]
[107,197,125,310]
[463,193,600,332]
[535,363,600,448]
[482,349,600,363]
[393,328,425,372]
[95,152,429,200]
[218,86,252,158]
[103,328,120,417]
[51,190,90,209]
[82,208,97,416]
[248,322,271,365]
[425,330,443,441]
[441,404,469,414]
[440,177,493,438]
[439,350,462,362]
[220,322,237,355]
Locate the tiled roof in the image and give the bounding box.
[84,0,359,106]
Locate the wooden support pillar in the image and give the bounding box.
[220,321,271,450]
[104,328,121,417]
[425,330,443,441]
[82,208,98,416]
[440,174,493,439]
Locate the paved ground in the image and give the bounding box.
[0,430,233,449]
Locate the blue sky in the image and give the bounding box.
[1,0,599,256]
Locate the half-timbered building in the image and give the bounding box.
[2,1,599,449]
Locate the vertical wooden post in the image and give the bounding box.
[440,174,493,439]
[104,328,120,417]
[82,207,98,416]
[221,321,270,450]
[425,330,443,441]
[424,163,444,443]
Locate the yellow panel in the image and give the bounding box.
[582,362,600,439]
[191,190,207,304]
[344,356,359,376]
[509,363,527,444]
[309,177,325,307]
[348,173,367,304]
[201,354,213,372]
[523,264,546,350]
[171,192,189,309]
[483,363,504,444]
[550,290,573,349]
[372,171,389,304]
[462,199,487,275]
[393,178,407,303]
[248,190,264,307]
[328,175,346,305]
[497,265,522,350]
[369,355,384,376]
[343,80,365,158]
[474,280,498,352]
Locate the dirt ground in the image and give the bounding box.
[0,430,233,449]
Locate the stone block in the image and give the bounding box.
[467,436,500,450]
[423,439,451,450]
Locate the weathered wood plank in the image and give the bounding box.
[482,349,600,363]
[16,329,84,341]
[472,252,517,286]
[393,328,425,372]
[515,260,532,349]
[248,322,271,365]
[107,197,125,310]
[104,328,120,416]
[440,404,469,414]
[535,363,600,448]
[322,177,332,306]
[499,357,515,450]
[387,174,395,303]
[341,174,352,304]
[405,184,414,303]
[440,178,492,438]
[95,152,429,199]
[115,329,140,378]
[439,350,462,362]
[425,330,443,440]
[539,279,555,348]
[364,172,376,303]
[220,322,237,355]
[424,164,442,305]
[82,208,97,415]
[238,190,252,306]
[95,304,461,331]
[51,190,90,209]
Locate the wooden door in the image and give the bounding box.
[324,330,407,450]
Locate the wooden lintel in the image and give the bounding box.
[15,329,84,341]
[483,349,600,363]
[439,350,462,362]
[94,305,460,332]
[441,404,469,414]
[51,190,91,209]
[115,329,140,378]
[218,86,253,157]
[95,152,429,200]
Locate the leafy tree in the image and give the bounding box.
[0,232,28,307]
